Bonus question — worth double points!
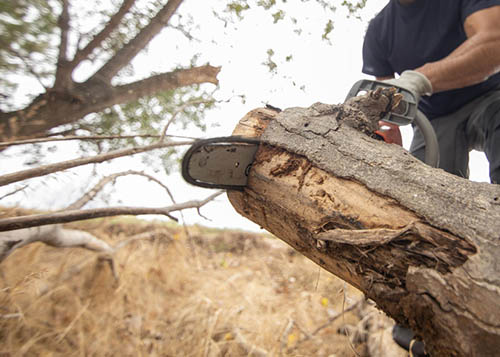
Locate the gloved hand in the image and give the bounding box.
[384,70,433,102]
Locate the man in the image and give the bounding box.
[362,0,500,184]
[362,1,500,355]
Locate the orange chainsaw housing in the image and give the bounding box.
[375,120,403,146]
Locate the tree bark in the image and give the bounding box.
[227,91,500,357]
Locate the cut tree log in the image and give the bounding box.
[227,89,500,357]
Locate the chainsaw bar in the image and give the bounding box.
[181,136,260,190]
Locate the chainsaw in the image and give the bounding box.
[181,80,439,191]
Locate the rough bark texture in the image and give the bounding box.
[227,91,500,357]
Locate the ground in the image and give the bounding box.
[0,214,380,356]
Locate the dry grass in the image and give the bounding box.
[0,217,367,356]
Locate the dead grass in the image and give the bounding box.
[0,217,366,356]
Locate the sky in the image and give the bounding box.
[1,1,490,233]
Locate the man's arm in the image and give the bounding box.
[416,6,500,93]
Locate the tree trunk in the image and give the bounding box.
[227,91,500,357]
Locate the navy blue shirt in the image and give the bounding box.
[362,0,500,119]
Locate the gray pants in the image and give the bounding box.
[410,86,500,184]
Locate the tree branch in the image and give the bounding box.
[54,0,72,91]
[160,98,214,140]
[112,65,220,105]
[0,140,193,187]
[0,191,223,232]
[70,0,136,69]
[0,185,28,201]
[67,170,176,210]
[0,133,198,148]
[88,0,185,84]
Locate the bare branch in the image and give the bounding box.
[5,46,48,90]
[88,0,185,84]
[0,134,198,149]
[0,140,193,187]
[67,170,176,210]
[160,98,214,140]
[0,191,223,232]
[67,171,132,210]
[0,185,28,201]
[111,65,220,105]
[70,0,136,69]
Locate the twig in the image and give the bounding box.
[204,309,221,357]
[0,191,223,232]
[6,46,48,90]
[287,298,362,353]
[55,301,90,343]
[114,229,171,250]
[280,318,295,353]
[343,283,362,357]
[232,328,268,357]
[0,140,193,187]
[160,99,214,141]
[0,185,28,201]
[66,170,175,210]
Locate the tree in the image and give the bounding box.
[0,0,367,259]
[227,89,500,356]
[0,0,219,142]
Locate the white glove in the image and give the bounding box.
[384,70,433,101]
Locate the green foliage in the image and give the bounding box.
[322,19,334,43]
[342,0,367,17]
[272,10,285,24]
[263,49,277,73]
[0,0,57,103]
[0,0,57,69]
[226,1,250,19]
[257,0,277,10]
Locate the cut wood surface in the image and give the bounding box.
[227,90,500,357]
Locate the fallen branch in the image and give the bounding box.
[0,225,114,262]
[0,191,223,232]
